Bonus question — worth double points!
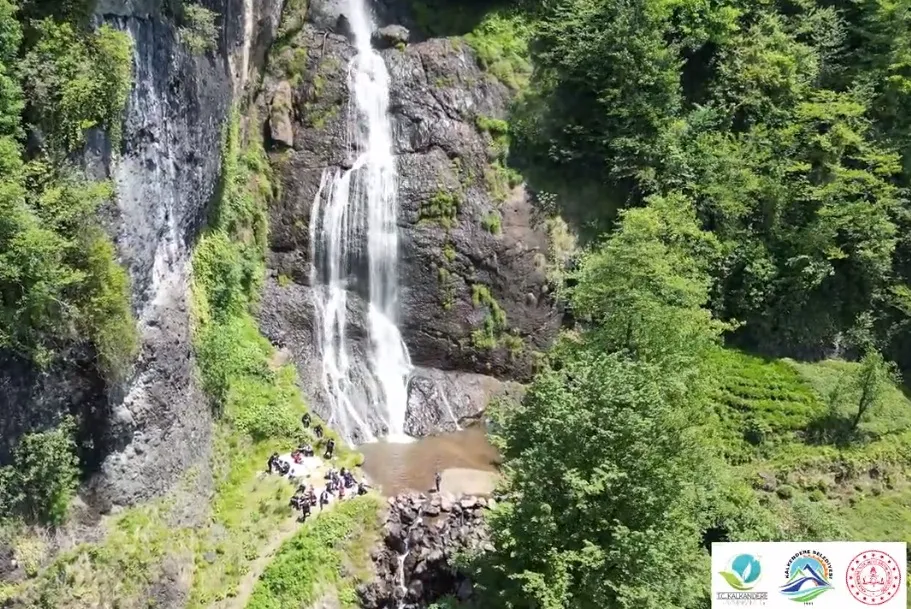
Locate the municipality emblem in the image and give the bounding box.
[846,550,902,605]
[720,553,763,591]
[780,550,833,603]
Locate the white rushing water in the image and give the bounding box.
[308,0,413,444]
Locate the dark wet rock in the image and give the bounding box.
[257,26,561,438]
[1,0,284,508]
[372,24,409,49]
[404,367,523,436]
[361,492,491,608]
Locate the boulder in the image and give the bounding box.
[372,24,409,49]
[268,81,294,148]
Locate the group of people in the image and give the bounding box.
[264,412,370,522]
[287,468,370,521]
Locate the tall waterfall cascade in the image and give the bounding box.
[308,0,413,443]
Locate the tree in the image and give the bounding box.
[852,349,899,429]
[481,351,717,609]
[568,193,727,372]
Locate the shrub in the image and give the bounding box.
[21,20,133,151]
[179,3,218,55]
[464,12,533,90]
[419,191,460,228]
[776,484,795,499]
[0,418,80,525]
[481,211,501,234]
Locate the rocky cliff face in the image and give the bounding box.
[358,492,491,608]
[0,0,284,507]
[257,5,560,437]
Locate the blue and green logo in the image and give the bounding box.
[719,553,763,591]
[779,550,833,603]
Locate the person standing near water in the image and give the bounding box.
[435,471,442,493]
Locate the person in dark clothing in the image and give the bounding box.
[307,485,317,506]
[357,481,369,496]
[324,438,336,459]
[344,472,355,488]
[434,471,442,493]
[326,477,336,493]
[266,453,279,473]
[314,424,323,439]
[300,443,314,457]
[277,460,290,476]
[299,500,311,522]
[319,489,330,509]
[301,412,311,428]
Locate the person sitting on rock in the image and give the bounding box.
[301,412,311,429]
[338,484,346,500]
[300,443,314,457]
[289,494,303,510]
[319,489,330,509]
[344,471,356,488]
[357,481,369,495]
[324,468,337,480]
[324,438,336,459]
[266,452,279,473]
[292,450,302,465]
[314,424,323,439]
[277,459,291,476]
[307,485,317,505]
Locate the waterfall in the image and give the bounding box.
[308,0,413,444]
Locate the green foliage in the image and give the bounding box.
[569,193,727,372]
[276,0,309,41]
[179,3,218,55]
[482,352,715,609]
[21,20,133,151]
[481,211,501,234]
[419,190,460,228]
[509,0,911,362]
[470,284,508,350]
[246,496,382,609]
[189,110,305,442]
[0,418,80,525]
[849,349,900,429]
[464,11,533,90]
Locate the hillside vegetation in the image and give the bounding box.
[420,0,911,608]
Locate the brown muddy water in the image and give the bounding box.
[359,425,500,496]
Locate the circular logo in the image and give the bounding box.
[720,553,763,591]
[780,550,833,603]
[846,550,902,605]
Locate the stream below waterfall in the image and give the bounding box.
[360,425,500,496]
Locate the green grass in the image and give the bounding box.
[707,347,911,555]
[246,495,383,609]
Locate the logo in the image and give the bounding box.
[780,550,833,603]
[846,550,902,605]
[720,554,763,591]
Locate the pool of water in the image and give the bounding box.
[359,425,500,496]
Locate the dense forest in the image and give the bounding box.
[451,0,911,607]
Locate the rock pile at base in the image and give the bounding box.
[358,492,492,608]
